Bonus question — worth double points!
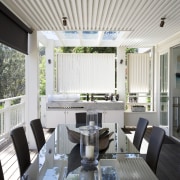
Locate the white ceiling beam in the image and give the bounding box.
[78,31,83,46]
[37,32,49,47]
[97,31,105,46]
[55,32,65,46]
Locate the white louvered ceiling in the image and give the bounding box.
[2,0,180,47]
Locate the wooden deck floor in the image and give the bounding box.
[0,128,53,180]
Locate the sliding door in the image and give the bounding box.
[160,53,168,127]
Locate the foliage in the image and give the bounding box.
[39,55,46,95]
[0,44,25,99]
[126,48,138,54]
[55,47,116,53]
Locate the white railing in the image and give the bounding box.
[0,96,25,142]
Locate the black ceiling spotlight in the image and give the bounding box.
[62,17,67,26]
[160,17,166,27]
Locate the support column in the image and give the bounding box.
[25,31,39,149]
[46,40,54,95]
[116,47,126,102]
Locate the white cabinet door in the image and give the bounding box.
[65,110,76,124]
[46,110,66,128]
[102,110,124,127]
[65,109,87,124]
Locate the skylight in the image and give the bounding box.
[103,31,119,40]
[41,31,59,40]
[82,31,98,39]
[40,30,132,47]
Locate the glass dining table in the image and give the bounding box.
[22,123,158,179]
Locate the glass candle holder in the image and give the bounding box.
[79,126,99,167]
[86,110,98,127]
[79,166,99,179]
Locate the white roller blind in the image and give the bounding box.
[128,53,150,93]
[57,53,115,93]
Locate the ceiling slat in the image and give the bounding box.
[14,0,44,30]
[95,0,105,30]
[53,0,65,30]
[69,0,79,30]
[76,0,83,29]
[40,1,58,30]
[99,0,112,30]
[107,0,123,30]
[32,0,55,30]
[47,0,63,30]
[91,0,99,30]
[82,0,88,30]
[103,0,119,30]
[59,0,73,30]
[112,0,129,30]
[87,0,93,30]
[120,0,143,30]
[131,0,172,39]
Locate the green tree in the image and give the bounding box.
[0,44,25,99]
[39,55,46,95]
[126,48,138,54]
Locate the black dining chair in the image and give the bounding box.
[75,112,102,128]
[10,127,31,177]
[30,119,46,152]
[133,117,149,151]
[0,161,4,180]
[145,126,165,174]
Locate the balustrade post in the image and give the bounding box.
[4,99,11,137]
[20,96,25,124]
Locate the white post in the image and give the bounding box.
[4,99,11,136]
[25,31,39,149]
[46,40,54,95]
[116,47,126,102]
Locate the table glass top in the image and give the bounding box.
[22,124,158,179]
[53,123,139,155]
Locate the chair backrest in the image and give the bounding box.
[0,161,4,180]
[133,117,149,151]
[10,127,31,177]
[76,112,102,128]
[76,112,86,128]
[30,119,45,152]
[146,126,165,173]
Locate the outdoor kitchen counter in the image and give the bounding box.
[47,100,125,110]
